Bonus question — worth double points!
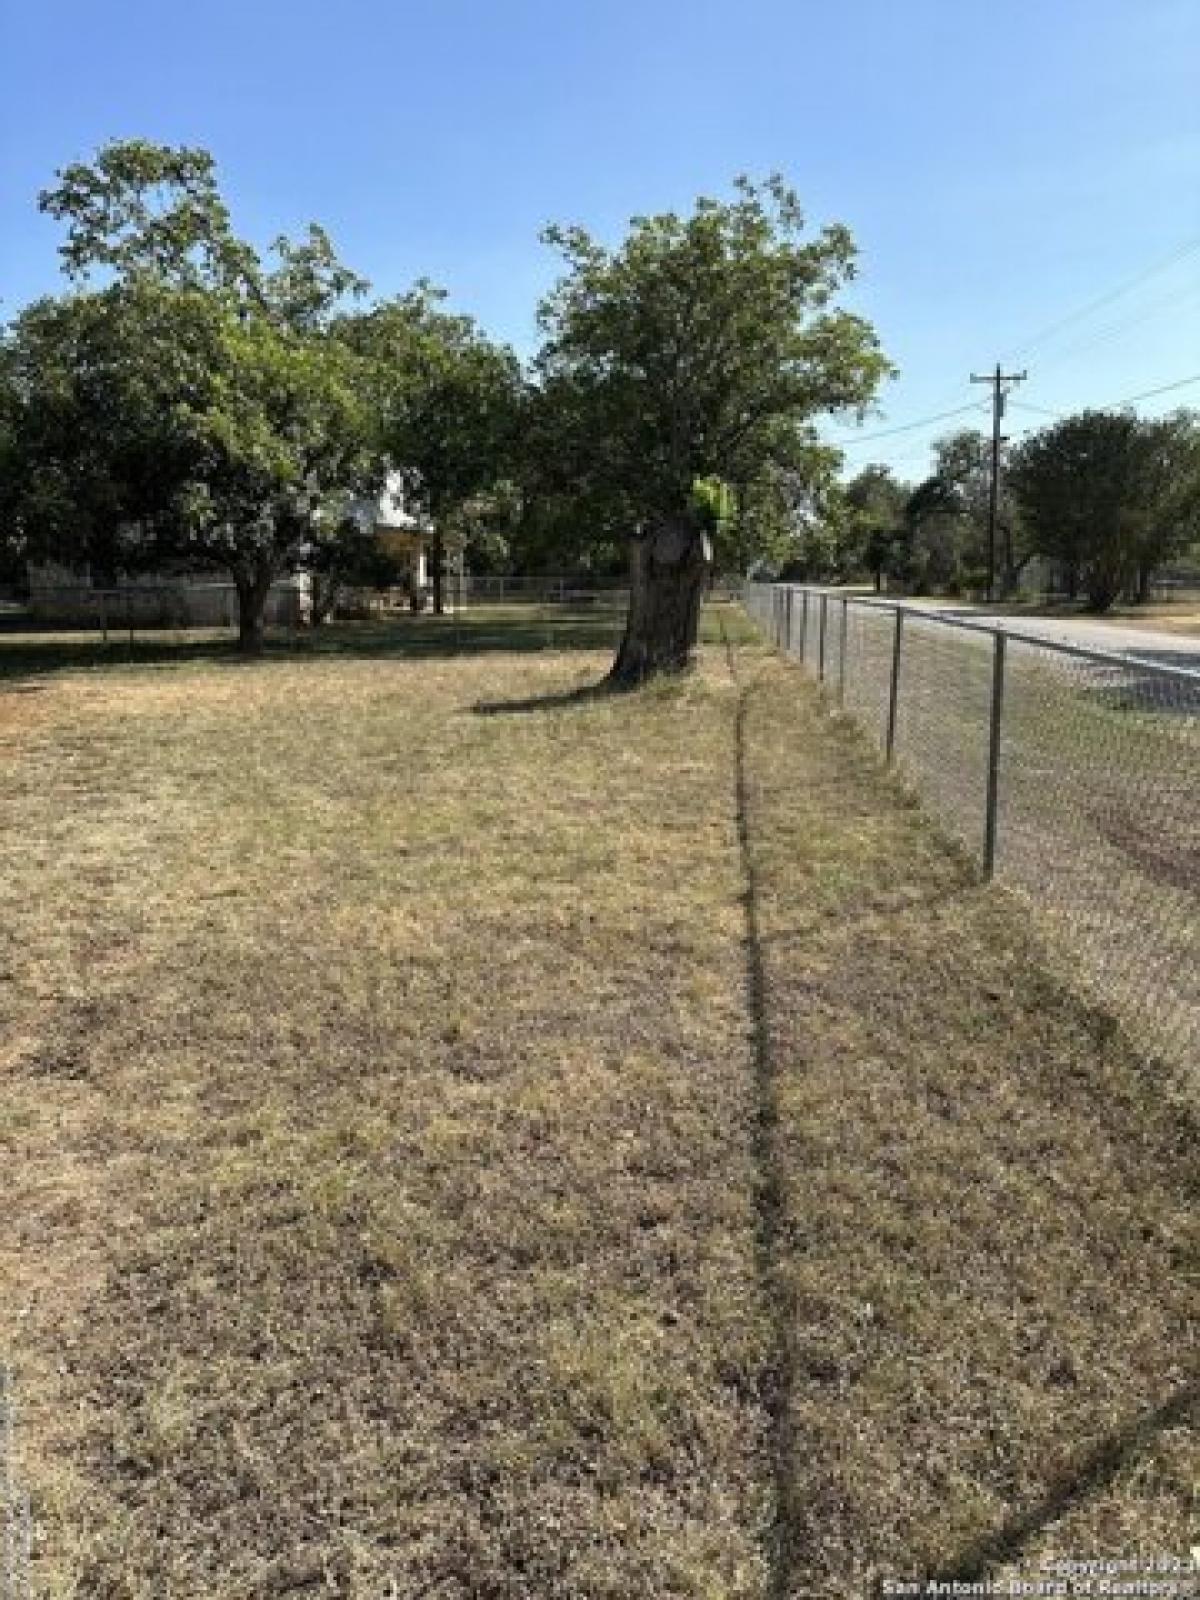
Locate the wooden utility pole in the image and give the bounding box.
[971,364,1027,601]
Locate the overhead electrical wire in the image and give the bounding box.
[830,401,986,448]
[1108,371,1200,408]
[1008,399,1063,419]
[827,235,1200,470]
[1019,279,1200,375]
[999,234,1200,363]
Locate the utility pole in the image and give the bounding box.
[971,364,1027,602]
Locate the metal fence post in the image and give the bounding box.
[838,596,849,706]
[885,608,904,763]
[983,632,1007,879]
[799,590,809,663]
[786,587,794,654]
[818,593,828,681]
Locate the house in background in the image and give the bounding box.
[358,471,435,595]
[356,470,464,606]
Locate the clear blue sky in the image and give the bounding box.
[2,0,1198,481]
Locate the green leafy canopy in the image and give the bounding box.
[533,174,892,526]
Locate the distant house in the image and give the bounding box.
[356,471,437,594]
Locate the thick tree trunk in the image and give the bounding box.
[608,514,712,688]
[234,566,274,656]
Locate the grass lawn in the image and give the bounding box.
[0,606,1195,1597]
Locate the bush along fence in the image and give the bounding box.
[745,583,1200,1076]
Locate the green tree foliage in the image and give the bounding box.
[838,463,909,589]
[1008,409,1200,611]
[307,518,409,625]
[8,140,382,651]
[1127,411,1200,597]
[337,292,523,612]
[895,432,1014,595]
[441,481,526,576]
[533,176,891,680]
[0,340,28,587]
[4,285,226,582]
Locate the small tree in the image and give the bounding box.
[534,177,890,684]
[840,463,909,590]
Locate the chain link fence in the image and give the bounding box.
[747,583,1200,1074]
[0,1370,31,1600]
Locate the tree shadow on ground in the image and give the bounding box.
[0,604,756,687]
[471,681,619,716]
[0,608,632,685]
[722,635,798,1600]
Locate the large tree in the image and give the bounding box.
[12,140,382,652]
[4,285,212,586]
[1008,409,1200,611]
[533,176,890,684]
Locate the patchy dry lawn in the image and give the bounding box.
[0,609,1194,1597]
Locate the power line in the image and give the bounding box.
[1023,279,1200,376]
[1008,399,1062,418]
[832,234,1200,455]
[970,375,1200,432]
[836,372,1200,479]
[1108,371,1200,408]
[831,401,986,448]
[1000,234,1200,363]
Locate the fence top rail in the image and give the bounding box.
[747,581,1200,687]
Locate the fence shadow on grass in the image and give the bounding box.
[918,1381,1199,1591]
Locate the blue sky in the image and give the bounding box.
[2,0,1198,480]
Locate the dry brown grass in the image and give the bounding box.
[0,609,1194,1597]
